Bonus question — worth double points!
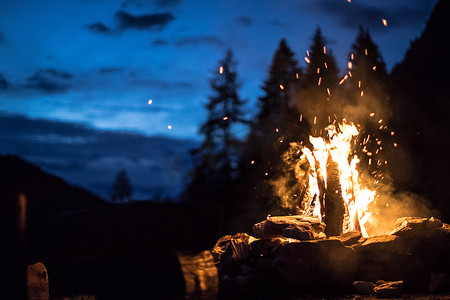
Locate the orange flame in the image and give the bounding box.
[299,122,376,237]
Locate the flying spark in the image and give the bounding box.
[382,19,388,26]
[168,125,172,130]
[223,116,228,120]
[147,99,153,105]
[305,57,311,64]
[219,66,223,74]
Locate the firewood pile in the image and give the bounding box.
[211,216,450,299]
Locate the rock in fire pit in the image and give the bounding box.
[252,215,326,240]
[212,216,450,299]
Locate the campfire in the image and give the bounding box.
[208,122,450,299]
[294,121,376,237]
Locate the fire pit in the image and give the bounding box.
[212,216,450,299]
[208,123,450,299]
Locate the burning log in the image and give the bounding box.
[324,155,346,236]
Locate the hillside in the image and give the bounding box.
[0,154,107,217]
[0,112,197,200]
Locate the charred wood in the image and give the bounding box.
[324,156,345,237]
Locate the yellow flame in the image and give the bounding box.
[299,122,376,237]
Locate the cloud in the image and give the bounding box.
[236,16,252,26]
[155,0,182,7]
[307,0,431,32]
[98,67,125,74]
[0,74,8,90]
[115,11,175,31]
[175,35,224,47]
[120,0,181,9]
[24,68,73,93]
[86,22,112,34]
[153,38,169,46]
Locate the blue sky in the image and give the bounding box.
[0,0,438,139]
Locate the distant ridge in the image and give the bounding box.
[0,112,197,200]
[0,154,108,217]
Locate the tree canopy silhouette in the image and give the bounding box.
[238,39,305,225]
[110,169,132,202]
[295,27,340,134]
[344,26,391,180]
[183,49,247,220]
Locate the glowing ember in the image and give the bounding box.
[219,66,223,74]
[305,57,311,64]
[296,122,377,237]
[168,125,172,130]
[280,84,285,90]
[223,116,228,120]
[147,99,153,105]
[382,19,388,26]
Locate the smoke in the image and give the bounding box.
[270,142,308,214]
[368,191,439,236]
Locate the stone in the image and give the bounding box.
[373,280,403,298]
[252,215,325,241]
[249,238,284,258]
[353,281,375,295]
[177,250,218,300]
[331,231,363,247]
[429,272,450,292]
[355,252,430,291]
[390,217,443,249]
[26,262,49,300]
[273,239,357,292]
[353,234,408,254]
[211,233,256,275]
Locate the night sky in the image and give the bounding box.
[0,0,438,139]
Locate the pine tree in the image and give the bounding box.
[344,26,390,180]
[238,39,304,225]
[183,49,247,216]
[110,169,132,202]
[295,27,340,134]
